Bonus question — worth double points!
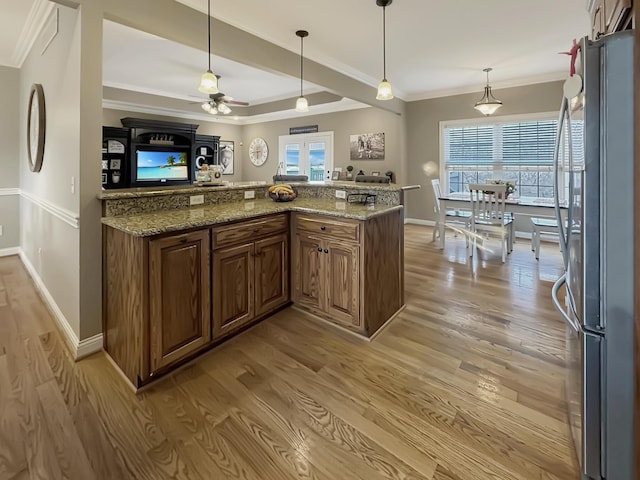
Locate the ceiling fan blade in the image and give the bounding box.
[224,99,249,106]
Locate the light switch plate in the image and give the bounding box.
[244,190,256,200]
[335,190,346,199]
[190,194,204,205]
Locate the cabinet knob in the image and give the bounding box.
[320,226,326,231]
[180,237,188,243]
[317,247,323,252]
[323,249,329,254]
[253,228,260,233]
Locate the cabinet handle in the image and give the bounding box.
[317,247,323,252]
[253,228,260,233]
[320,226,326,231]
[180,237,188,244]
[323,249,329,254]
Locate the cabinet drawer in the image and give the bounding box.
[295,215,360,242]
[213,214,288,249]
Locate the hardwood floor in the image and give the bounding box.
[0,225,579,479]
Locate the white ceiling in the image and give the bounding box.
[3,0,591,112]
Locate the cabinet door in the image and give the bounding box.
[604,0,632,32]
[592,0,606,38]
[292,234,324,311]
[149,230,211,372]
[255,233,289,317]
[325,241,360,328]
[213,242,254,339]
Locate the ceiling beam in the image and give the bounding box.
[52,0,405,116]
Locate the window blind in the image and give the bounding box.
[443,119,583,168]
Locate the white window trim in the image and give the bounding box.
[439,111,564,200]
[278,131,334,180]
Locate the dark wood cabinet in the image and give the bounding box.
[212,242,254,339]
[148,230,211,372]
[292,211,403,336]
[255,233,289,317]
[589,0,634,37]
[325,240,360,328]
[212,215,289,339]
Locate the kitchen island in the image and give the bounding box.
[100,181,411,388]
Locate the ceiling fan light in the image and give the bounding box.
[201,102,212,113]
[198,70,219,94]
[376,79,394,100]
[295,96,309,112]
[217,103,232,114]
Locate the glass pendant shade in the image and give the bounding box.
[474,68,502,116]
[295,96,309,112]
[474,86,502,115]
[198,70,219,94]
[217,102,231,115]
[376,79,394,100]
[295,30,309,113]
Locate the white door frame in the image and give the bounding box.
[278,131,334,180]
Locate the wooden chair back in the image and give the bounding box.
[431,179,443,213]
[468,183,508,226]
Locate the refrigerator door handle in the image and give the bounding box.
[554,98,569,268]
[552,274,581,332]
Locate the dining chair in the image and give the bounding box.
[431,179,471,248]
[531,216,561,260]
[468,183,514,262]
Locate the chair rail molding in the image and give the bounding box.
[0,188,20,196]
[20,190,80,229]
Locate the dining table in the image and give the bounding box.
[436,193,567,249]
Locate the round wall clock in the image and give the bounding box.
[27,83,46,173]
[249,137,268,166]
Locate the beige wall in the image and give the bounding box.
[242,107,405,184]
[0,65,20,250]
[102,109,244,182]
[405,81,564,221]
[19,4,82,335]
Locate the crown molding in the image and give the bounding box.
[11,0,55,68]
[103,97,369,126]
[405,72,567,102]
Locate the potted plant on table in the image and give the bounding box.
[346,165,354,179]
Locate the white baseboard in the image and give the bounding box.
[0,247,21,257]
[18,250,103,360]
[77,333,104,359]
[404,218,436,226]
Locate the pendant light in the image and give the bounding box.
[198,0,219,94]
[474,68,503,116]
[295,30,309,112]
[376,0,394,101]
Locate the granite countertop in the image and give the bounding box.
[98,180,415,200]
[102,198,403,236]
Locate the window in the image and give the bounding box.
[441,114,583,200]
[279,132,334,181]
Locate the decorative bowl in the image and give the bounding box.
[267,184,297,202]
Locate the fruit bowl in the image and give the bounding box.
[268,184,297,202]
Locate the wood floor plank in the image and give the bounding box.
[0,227,580,479]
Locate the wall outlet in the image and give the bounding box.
[244,190,255,200]
[71,176,75,194]
[190,194,204,205]
[0,225,3,236]
[335,190,346,199]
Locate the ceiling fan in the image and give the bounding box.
[196,76,249,115]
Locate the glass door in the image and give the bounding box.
[279,132,333,181]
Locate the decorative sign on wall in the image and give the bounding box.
[349,132,385,160]
[289,125,318,135]
[220,140,234,174]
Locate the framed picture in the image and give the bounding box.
[372,171,380,176]
[219,140,234,175]
[349,132,385,160]
[101,160,108,170]
[331,170,340,180]
[110,158,121,170]
[101,173,107,184]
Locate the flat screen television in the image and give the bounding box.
[132,145,191,186]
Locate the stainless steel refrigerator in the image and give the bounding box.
[551,31,635,480]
